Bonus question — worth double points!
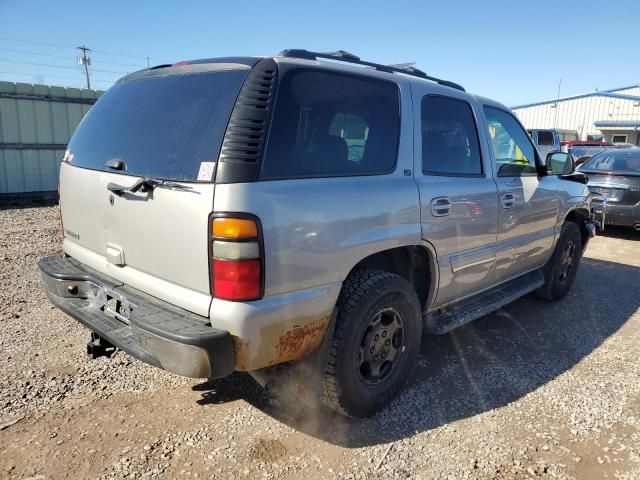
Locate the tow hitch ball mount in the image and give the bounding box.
[86,332,117,359]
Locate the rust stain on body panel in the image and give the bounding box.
[231,314,331,371]
[275,315,331,362]
[232,338,252,371]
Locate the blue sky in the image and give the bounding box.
[0,0,638,106]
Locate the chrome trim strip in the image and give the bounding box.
[494,226,556,253]
[450,253,496,273]
[588,182,629,190]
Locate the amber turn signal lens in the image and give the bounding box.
[212,218,258,239]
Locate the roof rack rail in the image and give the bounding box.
[278,49,465,92]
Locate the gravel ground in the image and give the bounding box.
[1,200,639,480]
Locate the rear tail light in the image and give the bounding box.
[212,259,261,300]
[209,216,263,301]
[212,218,258,239]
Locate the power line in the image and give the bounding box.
[0,59,79,70]
[0,36,77,51]
[0,36,170,63]
[0,47,74,60]
[89,68,126,75]
[0,71,84,81]
[0,71,116,90]
[0,70,115,84]
[91,47,155,61]
[90,58,143,69]
[0,47,145,68]
[0,59,129,75]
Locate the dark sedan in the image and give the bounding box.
[562,141,616,166]
[578,149,640,230]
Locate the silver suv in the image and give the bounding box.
[39,50,597,417]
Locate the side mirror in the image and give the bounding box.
[546,151,575,175]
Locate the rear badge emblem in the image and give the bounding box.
[63,229,80,240]
[109,194,114,205]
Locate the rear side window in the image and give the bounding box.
[67,67,249,181]
[421,96,483,176]
[537,130,554,146]
[261,70,400,179]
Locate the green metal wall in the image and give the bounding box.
[0,81,103,194]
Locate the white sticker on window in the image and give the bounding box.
[197,162,216,181]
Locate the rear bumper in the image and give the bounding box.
[591,201,640,227]
[38,256,234,379]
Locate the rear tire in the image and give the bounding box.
[536,221,583,301]
[320,269,422,418]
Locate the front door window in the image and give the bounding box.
[484,107,538,176]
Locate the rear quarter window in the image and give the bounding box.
[260,70,400,179]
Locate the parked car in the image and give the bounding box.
[614,142,640,149]
[578,149,640,230]
[527,129,581,162]
[562,141,616,166]
[39,49,597,418]
[528,129,561,163]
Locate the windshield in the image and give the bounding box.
[67,65,249,181]
[580,150,640,175]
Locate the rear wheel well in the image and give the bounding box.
[565,209,589,247]
[348,246,433,311]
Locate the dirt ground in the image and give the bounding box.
[0,200,639,480]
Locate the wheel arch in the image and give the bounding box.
[564,207,591,248]
[343,243,438,312]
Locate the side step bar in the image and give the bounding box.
[423,269,545,335]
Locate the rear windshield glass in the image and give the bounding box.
[581,150,640,175]
[261,69,400,179]
[67,66,249,181]
[536,130,554,146]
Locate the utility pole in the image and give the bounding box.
[77,45,91,90]
[554,78,562,129]
[146,56,150,68]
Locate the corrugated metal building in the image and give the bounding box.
[513,85,640,145]
[0,82,102,195]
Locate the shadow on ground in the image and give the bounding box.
[598,225,640,240]
[0,195,58,211]
[193,257,640,447]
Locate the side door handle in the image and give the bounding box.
[501,192,515,209]
[431,197,451,217]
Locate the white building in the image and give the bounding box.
[513,85,640,145]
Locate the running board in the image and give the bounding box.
[423,269,545,335]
